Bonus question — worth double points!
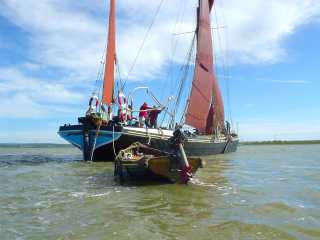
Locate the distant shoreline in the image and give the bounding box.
[1,140,319,147]
[241,140,320,145]
[0,143,71,148]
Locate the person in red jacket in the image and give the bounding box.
[149,105,162,128]
[139,102,150,127]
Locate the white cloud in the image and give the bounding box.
[0,0,320,130]
[0,92,78,118]
[0,67,83,118]
[0,67,83,102]
[0,0,105,83]
[271,80,311,84]
[214,0,320,64]
[1,0,319,82]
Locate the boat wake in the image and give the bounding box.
[0,154,81,167]
[189,178,218,187]
[70,191,113,199]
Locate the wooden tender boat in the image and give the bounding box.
[114,142,204,184]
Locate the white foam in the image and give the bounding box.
[88,192,111,198]
[70,192,86,198]
[189,178,217,187]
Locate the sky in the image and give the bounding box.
[0,0,319,143]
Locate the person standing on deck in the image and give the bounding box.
[127,105,136,125]
[149,105,163,128]
[139,102,150,127]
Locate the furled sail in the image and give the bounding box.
[185,0,224,134]
[102,0,116,104]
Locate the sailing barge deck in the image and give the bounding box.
[58,123,238,161]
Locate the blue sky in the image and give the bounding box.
[0,0,319,143]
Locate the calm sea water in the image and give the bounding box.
[0,144,319,240]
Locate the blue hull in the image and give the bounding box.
[58,128,121,151]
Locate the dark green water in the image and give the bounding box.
[0,144,319,240]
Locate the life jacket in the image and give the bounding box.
[118,92,127,121]
[89,95,99,110]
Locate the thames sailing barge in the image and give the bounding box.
[58,0,239,161]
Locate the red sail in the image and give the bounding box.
[102,0,116,104]
[185,0,224,134]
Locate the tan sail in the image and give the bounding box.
[102,0,116,104]
[185,0,224,134]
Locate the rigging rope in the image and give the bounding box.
[212,3,233,125]
[112,125,117,157]
[159,34,195,129]
[159,0,191,127]
[168,0,188,96]
[159,0,186,103]
[90,122,102,161]
[173,34,196,121]
[92,39,108,100]
[116,61,124,91]
[123,0,165,88]
[160,36,195,128]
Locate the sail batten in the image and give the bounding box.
[102,0,116,104]
[185,0,224,134]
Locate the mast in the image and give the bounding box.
[102,0,116,104]
[185,0,224,134]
